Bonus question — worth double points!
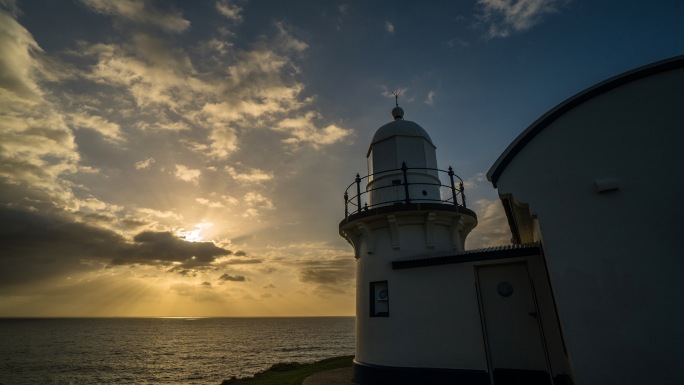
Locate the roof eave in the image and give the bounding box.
[487,54,684,189]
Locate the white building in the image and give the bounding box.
[340,106,571,384]
[487,55,684,385]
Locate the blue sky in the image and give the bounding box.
[1,0,683,316]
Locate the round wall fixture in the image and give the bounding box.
[497,281,514,297]
[377,289,389,301]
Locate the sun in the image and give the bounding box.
[177,222,214,242]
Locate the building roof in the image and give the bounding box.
[371,119,434,145]
[392,243,541,269]
[486,55,684,188]
[369,108,435,156]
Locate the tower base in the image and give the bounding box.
[352,360,489,385]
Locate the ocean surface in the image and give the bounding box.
[0,317,355,385]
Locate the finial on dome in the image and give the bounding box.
[391,90,404,120]
[392,106,404,120]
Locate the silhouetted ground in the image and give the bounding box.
[219,355,354,385]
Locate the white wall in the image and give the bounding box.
[495,67,684,384]
[345,209,483,370]
[356,259,488,370]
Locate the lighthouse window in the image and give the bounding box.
[367,149,373,181]
[370,281,389,317]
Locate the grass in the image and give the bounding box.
[219,355,354,385]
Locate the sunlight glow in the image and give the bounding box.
[177,222,214,242]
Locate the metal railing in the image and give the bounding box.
[343,162,466,219]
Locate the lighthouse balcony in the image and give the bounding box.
[342,163,470,222]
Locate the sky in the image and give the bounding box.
[1,0,683,317]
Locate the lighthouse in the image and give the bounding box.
[340,105,573,385]
[340,106,481,384]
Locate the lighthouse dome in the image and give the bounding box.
[370,118,434,147]
[366,107,440,207]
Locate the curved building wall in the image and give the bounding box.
[492,63,684,385]
[345,209,484,372]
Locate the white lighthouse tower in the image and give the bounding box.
[339,106,481,384]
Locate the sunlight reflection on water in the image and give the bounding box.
[0,317,354,384]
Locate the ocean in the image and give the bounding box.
[0,317,355,385]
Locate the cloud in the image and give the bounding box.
[226,166,272,183]
[242,192,274,218]
[196,198,225,208]
[136,208,183,221]
[170,282,225,302]
[206,126,238,159]
[167,265,197,277]
[297,256,355,296]
[476,0,560,38]
[121,230,232,265]
[215,0,242,22]
[0,206,236,291]
[0,11,44,99]
[219,273,246,282]
[0,0,19,16]
[447,38,470,49]
[175,164,201,185]
[334,4,350,30]
[0,10,82,211]
[464,198,512,248]
[385,21,395,34]
[0,207,123,288]
[274,22,309,53]
[217,258,262,265]
[71,17,343,159]
[214,250,262,266]
[81,0,190,33]
[425,90,435,106]
[83,33,205,110]
[275,111,352,147]
[243,192,273,208]
[135,157,155,170]
[0,5,358,314]
[69,111,124,143]
[381,87,408,101]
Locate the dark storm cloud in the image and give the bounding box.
[0,206,127,288]
[233,250,247,256]
[219,273,247,282]
[0,206,232,290]
[112,230,232,265]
